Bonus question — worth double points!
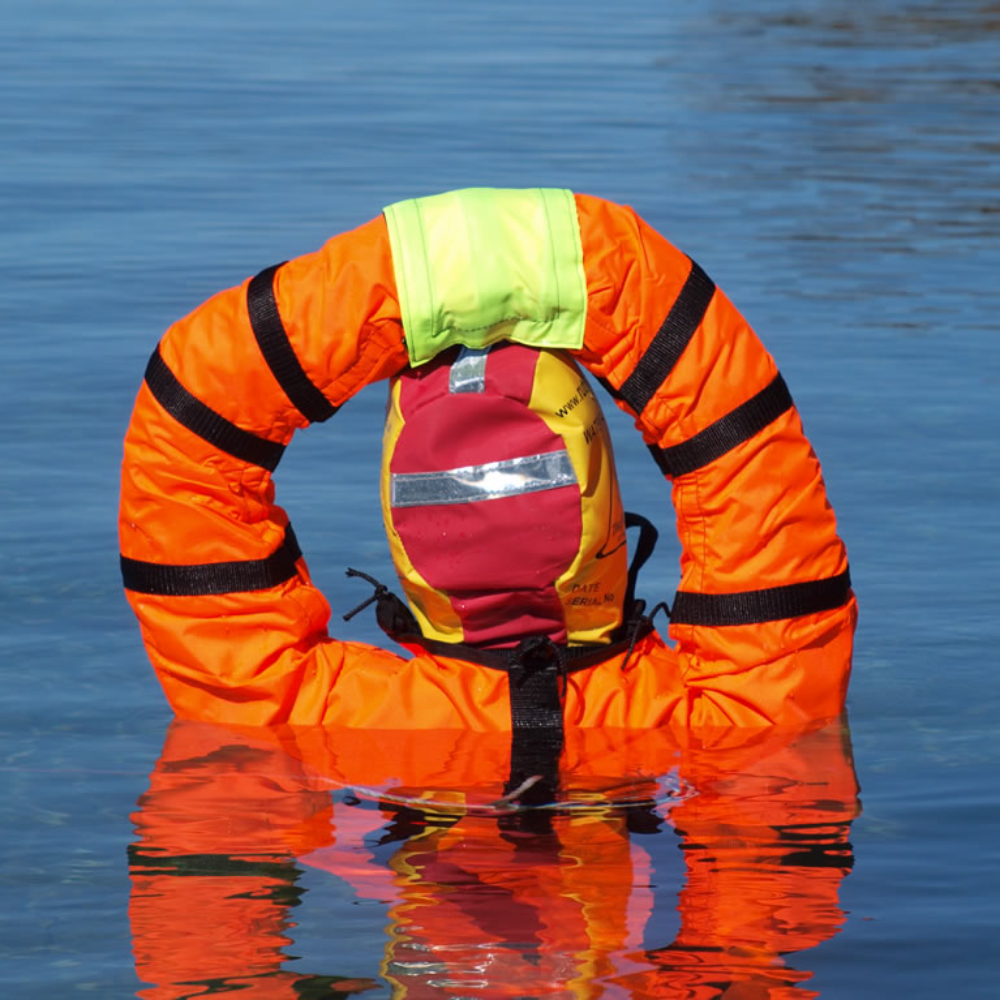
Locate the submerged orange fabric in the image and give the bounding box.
[129,719,860,999]
[119,194,855,729]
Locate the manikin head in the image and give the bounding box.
[380,342,628,649]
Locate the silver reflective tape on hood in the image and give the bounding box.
[391,449,578,508]
[449,346,490,393]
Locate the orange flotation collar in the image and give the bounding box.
[118,188,855,730]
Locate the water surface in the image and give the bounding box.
[2,1,998,996]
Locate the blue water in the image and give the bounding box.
[2,0,998,996]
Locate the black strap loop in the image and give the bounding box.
[510,635,570,700]
[670,568,852,626]
[624,512,658,611]
[247,264,338,425]
[649,373,794,479]
[144,346,286,472]
[121,525,302,596]
[342,567,389,621]
[620,599,671,674]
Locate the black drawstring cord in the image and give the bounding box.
[342,567,389,622]
[620,599,671,674]
[646,600,672,625]
[342,567,421,638]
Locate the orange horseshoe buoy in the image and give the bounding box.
[119,190,855,729]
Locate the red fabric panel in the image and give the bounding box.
[392,483,580,646]
[391,343,582,646]
[392,394,563,472]
[450,586,568,647]
[481,341,536,403]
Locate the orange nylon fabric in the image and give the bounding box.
[573,192,856,719]
[120,192,855,730]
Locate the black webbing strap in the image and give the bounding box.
[505,658,565,819]
[648,373,794,479]
[144,346,286,472]
[505,722,564,809]
[121,525,303,596]
[508,662,565,732]
[615,259,716,415]
[670,568,852,627]
[247,264,338,425]
[393,624,652,674]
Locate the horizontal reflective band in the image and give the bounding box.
[121,525,302,596]
[449,346,490,393]
[671,569,852,626]
[248,264,337,424]
[391,450,578,508]
[144,346,286,472]
[616,259,715,415]
[649,373,794,478]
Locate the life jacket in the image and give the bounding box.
[119,188,855,729]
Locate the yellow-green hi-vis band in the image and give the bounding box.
[383,188,588,367]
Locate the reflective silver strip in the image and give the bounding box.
[391,450,578,507]
[449,346,490,393]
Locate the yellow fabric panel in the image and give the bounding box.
[529,350,628,644]
[380,377,464,642]
[384,188,587,365]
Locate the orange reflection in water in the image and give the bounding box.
[129,721,859,999]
